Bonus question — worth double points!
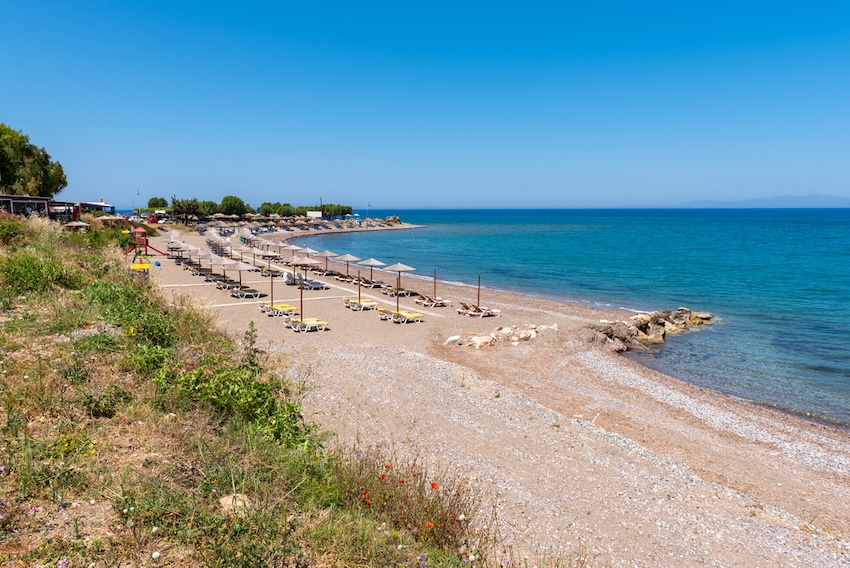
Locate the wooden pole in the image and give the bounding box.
[477,275,481,306]
[396,272,401,313]
[433,269,437,298]
[357,269,361,302]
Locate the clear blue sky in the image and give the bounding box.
[3,2,849,209]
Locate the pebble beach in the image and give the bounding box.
[149,226,850,567]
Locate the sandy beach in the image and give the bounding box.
[148,227,850,567]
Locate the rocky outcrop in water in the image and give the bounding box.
[587,307,714,352]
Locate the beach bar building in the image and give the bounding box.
[0,194,51,216]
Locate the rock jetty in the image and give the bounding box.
[587,307,714,352]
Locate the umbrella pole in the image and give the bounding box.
[433,269,437,298]
[396,272,400,313]
[358,269,361,302]
[270,271,274,307]
[477,275,481,306]
[300,282,304,318]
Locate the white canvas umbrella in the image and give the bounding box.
[384,262,415,313]
[335,253,361,275]
[315,250,339,271]
[358,257,386,281]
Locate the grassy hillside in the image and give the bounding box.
[0,217,592,567]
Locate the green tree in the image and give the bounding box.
[198,200,218,216]
[171,196,201,225]
[0,123,67,197]
[220,195,249,216]
[148,197,168,209]
[257,202,276,216]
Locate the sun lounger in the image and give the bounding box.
[416,294,452,308]
[217,279,243,290]
[262,303,298,317]
[231,288,262,299]
[359,278,385,288]
[299,279,329,290]
[349,299,378,311]
[383,286,417,297]
[466,303,501,317]
[392,310,424,323]
[290,318,329,333]
[377,308,393,321]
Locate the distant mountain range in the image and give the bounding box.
[676,194,850,208]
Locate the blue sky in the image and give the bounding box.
[3,2,849,209]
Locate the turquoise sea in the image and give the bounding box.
[294,209,850,428]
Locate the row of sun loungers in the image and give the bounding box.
[335,274,385,288]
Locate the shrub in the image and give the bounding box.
[0,217,24,245]
[0,253,86,293]
[84,280,176,347]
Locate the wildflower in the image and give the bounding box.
[385,464,392,470]
[58,559,69,568]
[399,479,405,484]
[426,521,434,529]
[379,474,387,480]
[0,466,4,472]
[458,513,466,521]
[362,491,369,498]
[151,551,161,559]
[151,526,159,534]
[430,482,439,490]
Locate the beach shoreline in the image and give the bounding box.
[150,225,850,566]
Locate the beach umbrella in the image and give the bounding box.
[359,257,386,280]
[335,253,361,275]
[281,243,302,261]
[384,262,415,313]
[315,250,338,271]
[294,256,321,278]
[230,260,256,288]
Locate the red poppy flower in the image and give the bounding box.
[379,474,387,481]
[430,482,439,490]
[399,479,405,484]
[426,521,434,529]
[384,464,392,470]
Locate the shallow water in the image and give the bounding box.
[288,208,850,426]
